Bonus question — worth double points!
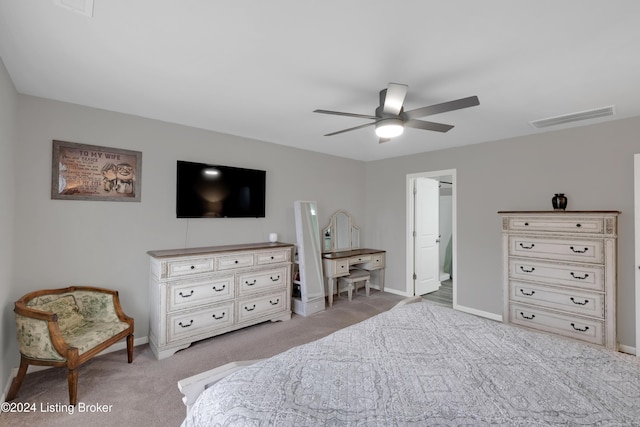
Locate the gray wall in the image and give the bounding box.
[1,63,638,394]
[3,94,366,389]
[364,117,639,347]
[0,58,17,398]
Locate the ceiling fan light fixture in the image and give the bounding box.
[375,118,404,138]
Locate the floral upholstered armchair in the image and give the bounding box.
[7,286,134,405]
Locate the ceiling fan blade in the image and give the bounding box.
[404,119,454,133]
[402,96,479,121]
[382,83,408,116]
[324,121,376,136]
[313,109,377,120]
[379,137,391,144]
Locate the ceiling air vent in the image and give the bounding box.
[53,0,94,17]
[529,106,616,129]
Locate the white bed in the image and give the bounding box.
[179,300,640,426]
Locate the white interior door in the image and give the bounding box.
[414,177,440,295]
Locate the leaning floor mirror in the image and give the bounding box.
[293,201,326,316]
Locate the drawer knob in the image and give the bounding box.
[269,299,280,305]
[234,260,239,264]
[244,304,256,312]
[571,323,589,332]
[524,222,529,226]
[570,246,588,254]
[178,320,194,328]
[570,297,589,306]
[245,279,257,286]
[519,266,535,273]
[190,265,195,270]
[179,290,194,298]
[212,312,226,320]
[576,223,582,228]
[519,243,535,250]
[570,272,589,280]
[212,284,226,292]
[519,312,535,320]
[519,289,535,297]
[270,256,274,260]
[270,275,280,282]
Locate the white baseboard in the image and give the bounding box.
[453,303,503,322]
[379,287,410,297]
[2,336,148,403]
[618,344,637,356]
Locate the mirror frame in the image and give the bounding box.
[322,210,360,253]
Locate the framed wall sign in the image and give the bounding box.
[51,140,142,202]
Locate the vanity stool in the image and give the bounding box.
[337,269,371,301]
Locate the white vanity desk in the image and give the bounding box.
[321,210,386,306]
[322,249,386,306]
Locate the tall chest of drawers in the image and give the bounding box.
[498,211,619,350]
[147,242,293,359]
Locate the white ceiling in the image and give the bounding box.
[1,0,639,161]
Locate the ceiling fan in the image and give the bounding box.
[313,83,480,143]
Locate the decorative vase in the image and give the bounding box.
[552,193,567,211]
[268,233,278,243]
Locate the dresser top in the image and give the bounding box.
[147,242,294,258]
[498,211,620,215]
[322,248,385,260]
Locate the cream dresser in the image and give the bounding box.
[498,211,619,350]
[147,242,293,359]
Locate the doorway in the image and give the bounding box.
[406,169,457,307]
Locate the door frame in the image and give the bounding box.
[406,169,457,306]
[634,154,640,357]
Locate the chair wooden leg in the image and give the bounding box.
[365,279,370,297]
[67,369,78,406]
[6,356,29,401]
[127,334,134,363]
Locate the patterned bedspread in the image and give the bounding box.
[182,301,640,426]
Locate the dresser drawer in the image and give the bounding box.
[510,303,605,346]
[507,217,603,234]
[323,258,350,278]
[216,253,255,270]
[237,290,287,323]
[168,302,234,341]
[167,274,234,312]
[237,266,287,295]
[349,254,372,265]
[509,281,604,318]
[509,236,604,264]
[357,252,386,270]
[509,258,604,291]
[256,249,290,265]
[370,253,385,268]
[166,257,214,278]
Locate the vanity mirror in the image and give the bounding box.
[322,210,360,253]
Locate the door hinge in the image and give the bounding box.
[413,273,417,280]
[413,230,417,237]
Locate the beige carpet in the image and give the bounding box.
[2,291,404,427]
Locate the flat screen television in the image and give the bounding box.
[176,160,266,218]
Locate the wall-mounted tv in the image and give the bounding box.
[176,160,266,218]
